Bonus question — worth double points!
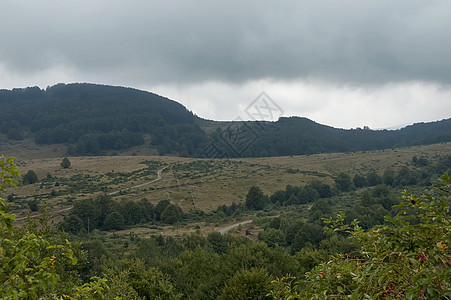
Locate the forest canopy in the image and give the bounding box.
[1,83,451,158]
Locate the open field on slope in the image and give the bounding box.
[3,142,451,221]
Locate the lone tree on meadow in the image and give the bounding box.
[22,170,38,185]
[61,157,71,168]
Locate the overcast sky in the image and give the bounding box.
[1,1,450,129]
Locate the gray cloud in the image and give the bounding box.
[148,80,451,129]
[1,0,451,87]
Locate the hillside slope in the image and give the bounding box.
[0,83,207,156]
[242,117,451,157]
[1,83,450,157]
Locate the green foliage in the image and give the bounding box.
[207,232,230,254]
[277,174,451,299]
[67,277,111,300]
[1,233,64,298]
[80,240,109,280]
[2,85,451,157]
[294,246,328,275]
[269,182,332,207]
[134,235,299,299]
[171,247,222,298]
[308,198,332,222]
[108,259,181,300]
[0,156,79,299]
[372,184,398,210]
[103,212,125,230]
[367,171,382,186]
[334,172,353,192]
[383,169,396,186]
[292,222,325,252]
[4,150,450,299]
[0,84,205,156]
[245,116,451,157]
[61,157,71,168]
[353,174,367,188]
[286,193,299,205]
[218,268,273,300]
[222,242,299,279]
[270,190,286,204]
[413,155,429,167]
[160,204,183,224]
[245,186,267,210]
[258,228,286,248]
[61,195,164,232]
[0,156,20,194]
[63,215,85,234]
[7,193,14,202]
[28,199,39,212]
[22,169,38,185]
[155,200,170,221]
[6,127,24,140]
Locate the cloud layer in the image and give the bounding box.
[0,1,450,128]
[2,1,451,85]
[148,79,451,129]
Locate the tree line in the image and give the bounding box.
[0,84,207,156]
[61,196,184,234]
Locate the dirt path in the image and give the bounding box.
[217,220,253,234]
[107,166,167,195]
[15,206,73,221]
[15,166,167,221]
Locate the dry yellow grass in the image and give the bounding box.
[3,142,450,220]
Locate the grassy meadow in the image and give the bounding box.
[5,141,450,221]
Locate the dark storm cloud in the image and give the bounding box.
[1,0,450,86]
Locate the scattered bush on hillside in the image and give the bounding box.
[22,170,38,185]
[61,157,71,168]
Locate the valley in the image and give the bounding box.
[2,136,450,299]
[7,142,450,227]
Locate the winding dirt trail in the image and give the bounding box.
[15,206,73,221]
[15,166,167,221]
[107,166,167,195]
[217,220,253,235]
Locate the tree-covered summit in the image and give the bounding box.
[0,83,207,156]
[1,83,450,157]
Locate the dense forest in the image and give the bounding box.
[1,83,451,157]
[0,84,207,156]
[239,116,451,157]
[2,152,450,298]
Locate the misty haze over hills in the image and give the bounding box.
[1,83,450,158]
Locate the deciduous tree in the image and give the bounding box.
[22,169,38,185]
[61,157,71,168]
[245,186,267,210]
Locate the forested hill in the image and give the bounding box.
[0,83,450,157]
[0,83,207,156]
[242,117,451,157]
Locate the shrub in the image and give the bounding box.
[22,170,38,185]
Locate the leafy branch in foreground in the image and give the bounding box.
[271,174,451,299]
[0,156,80,299]
[1,155,181,299]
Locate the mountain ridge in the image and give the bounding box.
[0,83,450,157]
